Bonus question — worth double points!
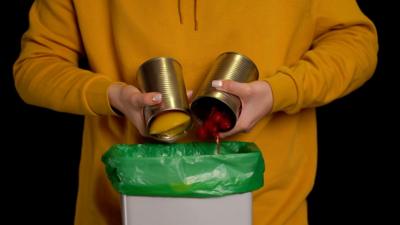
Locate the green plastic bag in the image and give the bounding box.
[102,141,265,198]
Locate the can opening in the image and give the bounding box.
[190,97,237,131]
[147,110,192,142]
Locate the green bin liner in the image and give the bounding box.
[102,141,265,198]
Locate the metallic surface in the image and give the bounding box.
[137,57,191,142]
[191,52,259,129]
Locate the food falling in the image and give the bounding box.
[196,107,233,154]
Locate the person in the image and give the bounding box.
[13,0,378,224]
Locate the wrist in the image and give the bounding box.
[263,72,297,113]
[108,82,127,116]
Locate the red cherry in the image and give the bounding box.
[210,125,219,136]
[204,120,216,132]
[210,129,219,138]
[219,118,232,131]
[196,126,208,140]
[210,111,223,124]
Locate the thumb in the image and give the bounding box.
[187,90,194,100]
[212,80,251,98]
[132,92,162,108]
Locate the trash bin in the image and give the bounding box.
[102,141,265,225]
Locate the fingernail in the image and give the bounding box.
[152,94,162,102]
[212,80,223,88]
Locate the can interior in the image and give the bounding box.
[147,109,192,143]
[190,97,237,129]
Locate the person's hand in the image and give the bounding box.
[108,83,194,136]
[108,84,162,136]
[211,80,273,138]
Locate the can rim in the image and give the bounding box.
[146,108,192,143]
[190,94,238,132]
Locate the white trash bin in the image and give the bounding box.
[121,192,252,225]
[102,142,264,225]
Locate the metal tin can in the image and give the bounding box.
[136,57,191,143]
[190,52,259,130]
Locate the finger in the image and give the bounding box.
[218,118,254,138]
[127,111,148,137]
[219,126,241,139]
[186,90,194,100]
[131,92,162,108]
[212,80,251,98]
[133,116,147,136]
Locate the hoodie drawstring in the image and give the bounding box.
[177,0,198,31]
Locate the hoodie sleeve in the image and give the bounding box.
[265,0,378,114]
[13,0,118,116]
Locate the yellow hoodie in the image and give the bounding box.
[14,0,377,224]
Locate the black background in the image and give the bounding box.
[1,1,396,224]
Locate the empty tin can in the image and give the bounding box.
[136,57,191,143]
[190,52,259,131]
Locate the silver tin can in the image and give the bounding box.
[136,57,191,142]
[190,52,259,130]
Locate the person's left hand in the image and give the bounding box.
[211,80,274,138]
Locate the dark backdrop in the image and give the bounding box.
[1,1,395,224]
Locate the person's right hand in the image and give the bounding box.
[108,83,194,137]
[108,83,162,136]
